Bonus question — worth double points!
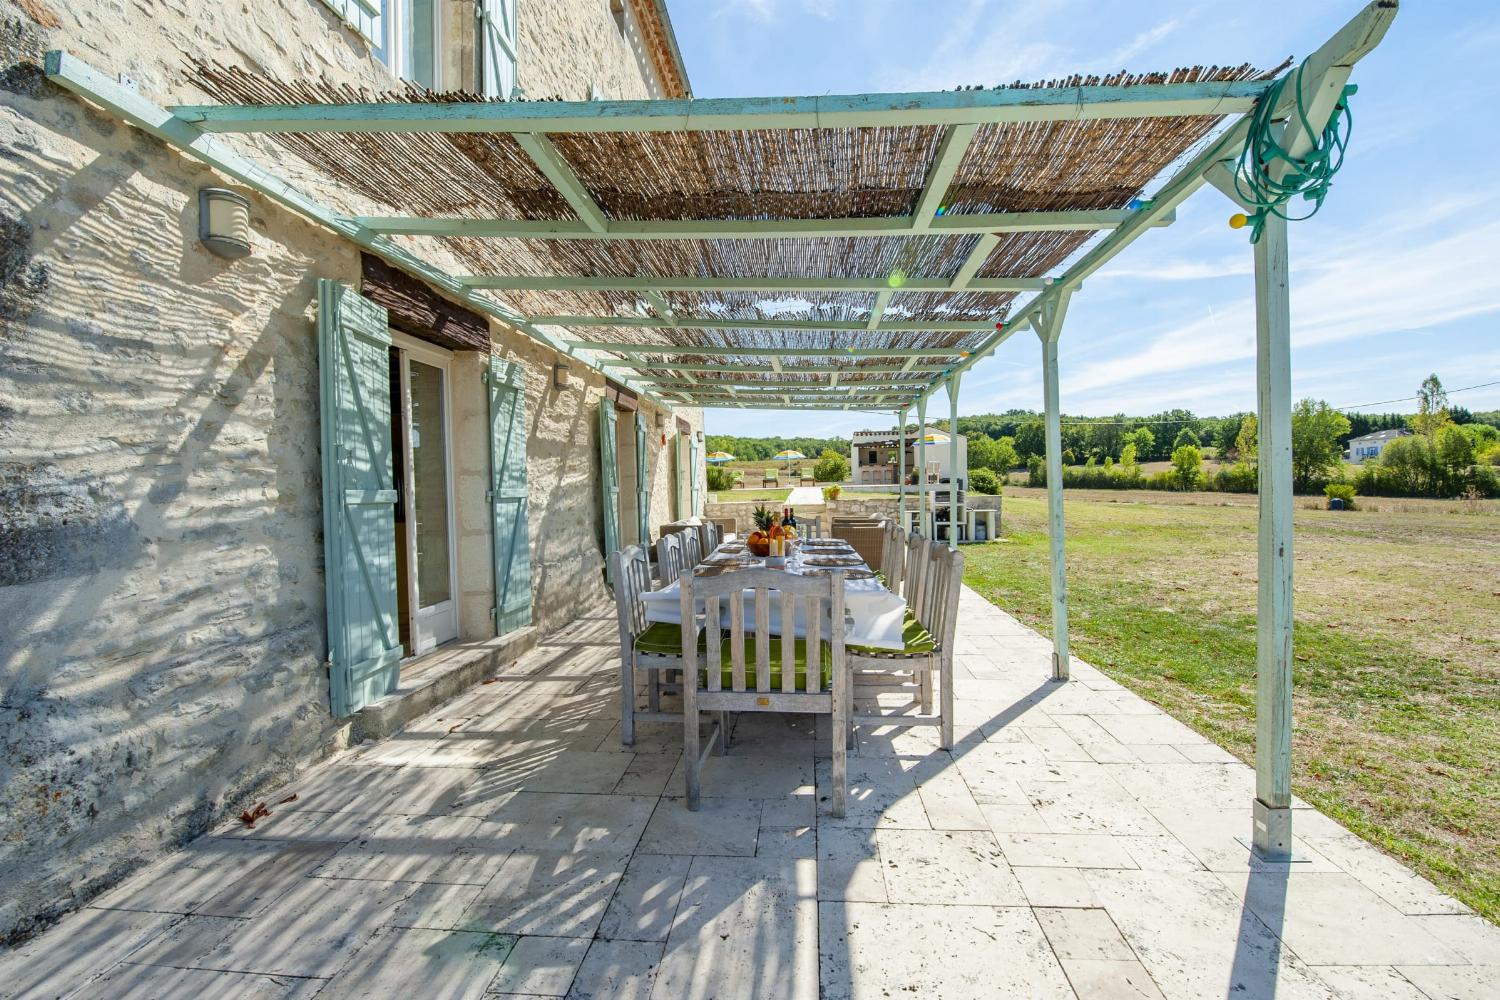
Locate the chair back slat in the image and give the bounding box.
[804,591,821,692]
[928,544,964,652]
[681,528,703,569]
[754,589,772,692]
[780,589,796,693]
[903,532,929,613]
[727,589,742,691]
[826,571,846,694]
[881,522,906,593]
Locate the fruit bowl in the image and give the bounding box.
[746,537,772,557]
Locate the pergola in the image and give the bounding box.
[44,0,1397,858]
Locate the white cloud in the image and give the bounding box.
[1103,18,1180,67]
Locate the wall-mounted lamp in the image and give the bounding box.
[552,362,571,390]
[198,188,252,259]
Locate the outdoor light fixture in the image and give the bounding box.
[552,362,571,390]
[197,188,252,259]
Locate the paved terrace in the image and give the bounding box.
[8,589,1497,999]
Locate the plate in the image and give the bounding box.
[802,567,875,580]
[803,554,863,567]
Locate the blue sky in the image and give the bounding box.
[669,1,1500,437]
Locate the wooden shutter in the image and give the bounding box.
[480,0,519,100]
[689,435,703,516]
[634,411,650,545]
[488,354,532,634]
[318,280,401,717]
[675,433,689,519]
[599,399,620,580]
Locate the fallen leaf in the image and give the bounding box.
[239,802,271,828]
[278,793,299,804]
[482,678,498,685]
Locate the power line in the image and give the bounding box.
[1037,378,1500,428]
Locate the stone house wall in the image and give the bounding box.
[0,0,697,944]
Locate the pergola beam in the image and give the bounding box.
[540,315,990,332]
[456,274,1044,293]
[594,361,960,374]
[643,378,930,391]
[462,275,1047,292]
[171,79,1273,134]
[912,125,978,231]
[569,341,966,358]
[369,209,1171,241]
[512,132,607,232]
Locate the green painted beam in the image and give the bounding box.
[538,315,992,332]
[643,377,930,391]
[512,132,607,232]
[568,341,967,358]
[949,232,1001,290]
[38,51,672,409]
[866,289,894,331]
[170,79,1272,134]
[359,208,1170,240]
[461,274,1046,293]
[597,360,950,373]
[911,124,977,231]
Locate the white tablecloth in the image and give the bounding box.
[639,547,907,650]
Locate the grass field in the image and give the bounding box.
[965,488,1500,922]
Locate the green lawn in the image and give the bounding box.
[709,488,792,503]
[965,490,1500,922]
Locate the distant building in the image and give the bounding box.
[850,426,968,485]
[1346,428,1411,463]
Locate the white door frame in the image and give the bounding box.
[392,331,459,655]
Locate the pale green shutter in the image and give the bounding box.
[599,399,620,579]
[674,433,689,519]
[318,280,400,717]
[489,355,532,634]
[634,411,650,545]
[480,0,519,100]
[690,435,703,516]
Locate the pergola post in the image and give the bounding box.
[896,406,909,526]
[1035,292,1072,682]
[1249,213,1295,857]
[946,373,962,550]
[916,395,929,536]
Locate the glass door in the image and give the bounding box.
[399,345,458,654]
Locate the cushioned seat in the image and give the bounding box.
[699,635,833,691]
[634,621,705,656]
[849,613,936,656]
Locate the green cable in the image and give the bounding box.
[1233,58,1357,243]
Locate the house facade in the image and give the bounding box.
[0,0,698,943]
[850,426,968,486]
[1346,427,1410,463]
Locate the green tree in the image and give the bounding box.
[1014,418,1046,460]
[1173,427,1201,451]
[1290,398,1352,492]
[1234,413,1258,463]
[1171,444,1203,490]
[811,448,850,483]
[1122,427,1154,459]
[1437,424,1475,472]
[1373,435,1439,495]
[991,436,1020,473]
[966,434,1001,472]
[1410,373,1451,439]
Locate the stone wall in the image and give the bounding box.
[0,0,696,944]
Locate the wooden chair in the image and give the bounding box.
[696,520,721,556]
[679,567,848,816]
[831,516,885,571]
[878,521,906,593]
[657,531,694,587]
[762,468,778,487]
[611,545,692,745]
[846,538,961,749]
[798,514,824,539]
[681,526,703,569]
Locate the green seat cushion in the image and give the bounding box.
[849,613,936,656]
[635,620,705,656]
[700,635,833,691]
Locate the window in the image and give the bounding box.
[319,0,383,47]
[480,0,520,100]
[324,0,443,89]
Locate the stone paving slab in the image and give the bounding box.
[7,589,1499,999]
